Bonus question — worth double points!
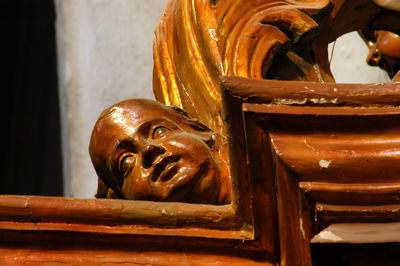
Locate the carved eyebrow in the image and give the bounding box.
[135,119,177,137]
[112,140,138,170]
[115,140,138,153]
[136,119,161,137]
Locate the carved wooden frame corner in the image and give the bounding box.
[221,75,400,265]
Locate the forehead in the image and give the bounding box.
[105,106,137,136]
[102,104,185,135]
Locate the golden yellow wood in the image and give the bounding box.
[153,0,332,133]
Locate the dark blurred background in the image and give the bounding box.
[2,0,63,196]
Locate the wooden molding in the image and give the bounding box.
[221,76,400,265]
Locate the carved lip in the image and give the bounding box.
[151,155,180,182]
[159,162,179,182]
[165,161,210,202]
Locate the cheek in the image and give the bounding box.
[121,168,147,199]
[165,135,213,160]
[171,138,221,184]
[166,139,187,149]
[198,165,218,187]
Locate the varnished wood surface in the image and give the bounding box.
[153,0,400,134]
[4,0,400,262]
[0,195,235,230]
[0,195,266,264]
[300,182,400,205]
[316,203,400,223]
[221,76,400,106]
[221,76,400,265]
[153,0,333,133]
[89,99,232,205]
[0,230,269,265]
[243,104,400,115]
[0,249,270,265]
[2,77,400,265]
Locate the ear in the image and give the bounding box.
[196,131,220,150]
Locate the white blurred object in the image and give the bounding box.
[373,0,400,12]
[328,31,390,83]
[55,0,169,198]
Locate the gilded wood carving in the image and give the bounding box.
[153,0,333,134]
[1,0,400,265]
[153,0,400,134]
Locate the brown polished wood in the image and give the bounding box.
[221,76,400,265]
[153,0,332,134]
[153,0,400,134]
[89,99,231,205]
[2,0,400,264]
[2,78,400,264]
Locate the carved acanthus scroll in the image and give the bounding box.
[153,0,400,134]
[153,0,332,133]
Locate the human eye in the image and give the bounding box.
[151,125,170,139]
[119,153,136,177]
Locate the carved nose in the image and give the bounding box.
[141,144,166,169]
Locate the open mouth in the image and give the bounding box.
[151,155,180,182]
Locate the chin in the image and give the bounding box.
[164,163,220,204]
[185,165,221,204]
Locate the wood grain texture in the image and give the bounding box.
[153,0,332,133]
[4,0,400,264]
[0,230,270,265]
[0,194,269,264]
[221,76,400,265]
[275,158,313,266]
[153,0,400,134]
[242,112,279,258]
[0,195,234,228]
[300,182,400,205]
[221,75,400,106]
[316,203,400,223]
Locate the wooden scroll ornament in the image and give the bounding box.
[153,0,400,134]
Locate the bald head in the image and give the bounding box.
[89,99,230,202]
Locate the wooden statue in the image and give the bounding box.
[89,99,230,204]
[1,0,400,264]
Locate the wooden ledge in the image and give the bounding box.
[0,195,253,239]
[221,76,400,107]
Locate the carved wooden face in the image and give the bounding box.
[89,99,231,204]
